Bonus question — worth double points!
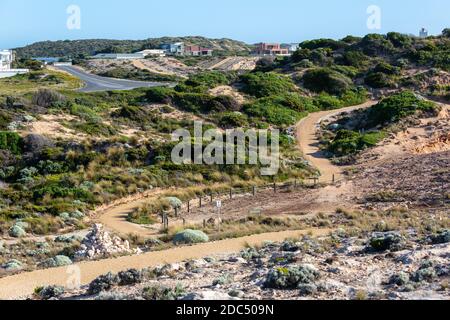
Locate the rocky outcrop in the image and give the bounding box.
[75,224,141,259]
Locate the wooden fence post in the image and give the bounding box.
[203,219,206,228]
[273,182,277,193]
[199,197,202,208]
[187,201,190,213]
[253,186,256,196]
[210,193,213,202]
[174,207,178,217]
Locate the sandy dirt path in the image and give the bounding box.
[296,101,378,183]
[0,228,329,299]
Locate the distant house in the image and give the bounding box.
[253,43,290,56]
[281,43,300,54]
[419,28,428,38]
[0,49,28,78]
[185,45,213,57]
[91,53,145,60]
[161,42,185,56]
[0,50,13,71]
[136,49,166,57]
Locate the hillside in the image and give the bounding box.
[15,37,253,58]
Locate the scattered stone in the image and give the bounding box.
[75,224,140,259]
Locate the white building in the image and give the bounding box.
[419,28,428,38]
[91,53,145,60]
[161,42,185,56]
[0,50,13,71]
[0,49,29,78]
[136,49,166,57]
[281,43,300,53]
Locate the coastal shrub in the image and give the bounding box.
[369,232,405,252]
[366,91,436,127]
[302,68,353,95]
[2,259,23,271]
[429,230,450,244]
[240,72,297,98]
[0,131,23,154]
[165,197,182,210]
[142,284,185,301]
[8,224,26,238]
[40,255,72,268]
[328,130,386,156]
[88,272,119,295]
[265,265,320,289]
[389,272,410,286]
[172,229,209,245]
[34,285,65,300]
[118,269,143,286]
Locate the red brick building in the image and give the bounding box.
[253,43,289,56]
[185,45,213,56]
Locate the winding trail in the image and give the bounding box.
[296,100,378,182]
[0,101,380,299]
[0,228,329,299]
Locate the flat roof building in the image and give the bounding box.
[161,42,185,56]
[136,49,166,57]
[91,53,145,60]
[253,43,290,56]
[185,45,213,56]
[0,50,13,71]
[0,49,29,78]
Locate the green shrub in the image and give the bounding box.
[165,197,182,210]
[172,229,209,245]
[217,112,249,128]
[328,129,386,156]
[88,272,119,295]
[302,68,353,95]
[265,265,320,289]
[39,255,72,268]
[369,232,404,252]
[240,72,297,98]
[8,224,26,238]
[142,284,185,301]
[366,91,436,127]
[0,131,23,154]
[2,259,23,271]
[34,285,65,300]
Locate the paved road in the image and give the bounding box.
[56,65,171,92]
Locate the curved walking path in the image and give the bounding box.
[0,228,329,299]
[296,100,378,183]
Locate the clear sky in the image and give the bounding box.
[1,0,449,49]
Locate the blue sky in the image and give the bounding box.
[1,0,449,48]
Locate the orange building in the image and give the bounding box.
[253,43,289,56]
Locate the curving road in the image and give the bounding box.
[56,65,171,92]
[296,100,378,183]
